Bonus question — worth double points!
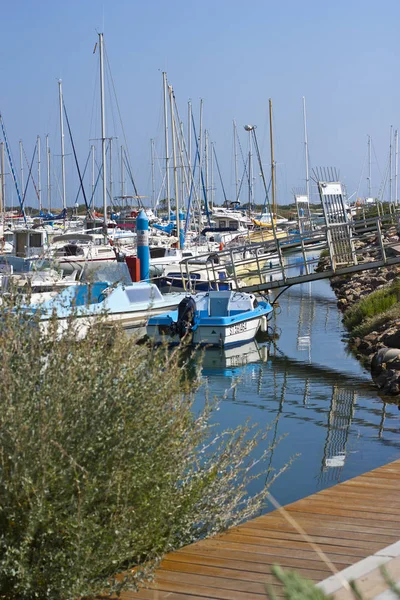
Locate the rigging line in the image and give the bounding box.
[63,100,89,212]
[212,145,228,204]
[236,128,250,192]
[74,149,91,206]
[123,149,141,203]
[104,44,140,197]
[0,114,26,221]
[21,145,37,210]
[22,144,40,203]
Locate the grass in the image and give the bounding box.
[350,303,400,338]
[343,279,400,331]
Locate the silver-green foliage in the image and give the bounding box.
[0,298,281,599]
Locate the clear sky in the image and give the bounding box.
[1,0,399,210]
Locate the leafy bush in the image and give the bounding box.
[343,279,400,330]
[0,297,283,599]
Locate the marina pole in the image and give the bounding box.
[136,209,150,281]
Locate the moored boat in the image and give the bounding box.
[146,290,273,347]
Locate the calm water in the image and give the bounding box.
[194,273,400,511]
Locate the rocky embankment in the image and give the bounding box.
[317,227,400,395]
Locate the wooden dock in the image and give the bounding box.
[122,459,400,599]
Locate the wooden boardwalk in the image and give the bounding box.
[122,459,400,599]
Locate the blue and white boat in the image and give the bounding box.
[26,281,186,337]
[146,290,273,347]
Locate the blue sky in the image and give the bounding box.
[1,0,399,209]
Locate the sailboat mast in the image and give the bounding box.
[99,32,107,228]
[302,97,310,201]
[19,140,24,199]
[58,80,66,210]
[151,139,156,212]
[162,72,170,219]
[395,129,398,206]
[210,141,214,209]
[233,120,238,203]
[91,144,95,205]
[367,135,372,199]
[37,135,42,212]
[46,135,51,212]
[389,125,393,203]
[269,98,276,217]
[120,145,125,201]
[0,142,4,218]
[169,85,181,248]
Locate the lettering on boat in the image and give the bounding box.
[229,322,247,335]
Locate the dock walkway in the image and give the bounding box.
[123,459,400,599]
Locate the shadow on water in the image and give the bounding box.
[191,269,400,508]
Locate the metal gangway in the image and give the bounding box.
[176,174,400,295]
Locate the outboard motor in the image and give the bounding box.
[171,296,196,339]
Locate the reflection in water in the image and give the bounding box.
[197,275,400,508]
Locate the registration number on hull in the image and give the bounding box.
[229,322,248,336]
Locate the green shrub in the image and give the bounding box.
[0,298,283,599]
[343,279,400,330]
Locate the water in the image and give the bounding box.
[194,273,400,511]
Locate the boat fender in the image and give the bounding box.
[171,296,196,339]
[260,316,268,333]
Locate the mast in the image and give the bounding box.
[99,32,107,228]
[395,130,399,206]
[46,135,51,212]
[0,142,4,218]
[19,140,24,199]
[109,136,113,210]
[367,135,372,199]
[205,129,209,208]
[91,144,95,205]
[151,139,156,212]
[389,125,393,203]
[162,72,170,219]
[210,141,214,209]
[169,85,181,248]
[120,145,125,202]
[269,98,277,218]
[37,135,42,212]
[188,101,192,173]
[233,120,238,204]
[198,99,203,204]
[58,80,66,210]
[248,129,253,216]
[302,97,310,201]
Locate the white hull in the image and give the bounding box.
[147,315,262,347]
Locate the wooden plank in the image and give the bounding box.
[120,459,400,599]
[163,552,329,581]
[213,532,371,557]
[229,526,395,549]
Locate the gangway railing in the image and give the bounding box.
[175,211,400,295]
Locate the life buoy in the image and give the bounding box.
[219,242,224,251]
